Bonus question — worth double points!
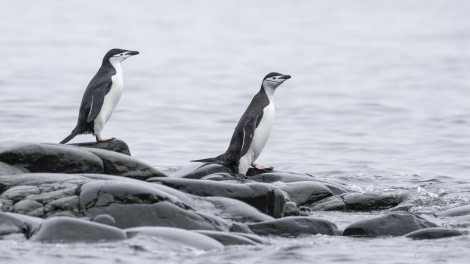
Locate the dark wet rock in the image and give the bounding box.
[405,227,463,240]
[0,161,29,175]
[69,138,131,156]
[171,163,232,179]
[250,172,348,195]
[199,196,274,223]
[125,226,224,250]
[248,216,339,237]
[343,213,438,237]
[437,205,470,217]
[86,202,229,231]
[83,148,166,180]
[283,201,300,216]
[0,143,104,174]
[13,199,44,216]
[148,177,286,218]
[0,173,89,217]
[0,211,42,237]
[48,196,80,215]
[1,185,41,202]
[92,214,116,226]
[196,230,260,245]
[277,181,333,206]
[30,217,126,242]
[229,222,255,234]
[79,180,186,209]
[311,192,406,211]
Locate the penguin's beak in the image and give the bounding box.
[279,75,291,80]
[125,50,139,56]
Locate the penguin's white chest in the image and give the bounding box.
[93,64,123,134]
[251,102,275,158]
[238,101,275,173]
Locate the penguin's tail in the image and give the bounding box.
[59,129,79,144]
[191,157,220,164]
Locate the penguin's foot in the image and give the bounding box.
[95,135,115,142]
[251,162,273,171]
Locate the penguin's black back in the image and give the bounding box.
[221,86,270,169]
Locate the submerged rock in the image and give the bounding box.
[311,192,406,211]
[405,227,463,240]
[196,230,261,245]
[69,138,131,156]
[343,213,437,237]
[0,211,43,237]
[126,226,224,250]
[248,216,339,237]
[148,177,286,218]
[30,216,126,242]
[437,205,470,217]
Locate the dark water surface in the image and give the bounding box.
[1,0,470,263]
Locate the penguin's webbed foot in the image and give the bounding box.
[251,162,273,171]
[96,135,115,142]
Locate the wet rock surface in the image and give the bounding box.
[342,213,438,237]
[248,216,339,237]
[405,227,463,240]
[0,140,467,247]
[148,177,286,218]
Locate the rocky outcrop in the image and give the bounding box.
[343,213,437,237]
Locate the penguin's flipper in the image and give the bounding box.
[240,110,264,157]
[86,82,111,123]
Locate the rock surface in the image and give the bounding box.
[343,213,438,237]
[30,216,127,242]
[126,226,224,250]
[69,138,131,155]
[248,216,339,237]
[311,192,406,211]
[148,177,286,218]
[405,227,463,240]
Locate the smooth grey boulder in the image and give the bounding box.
[85,202,229,231]
[0,161,29,175]
[248,216,339,237]
[196,196,274,223]
[83,147,166,179]
[405,227,463,240]
[0,211,43,237]
[69,138,131,155]
[343,213,438,237]
[171,163,232,179]
[0,143,104,174]
[79,180,186,209]
[126,226,224,250]
[277,181,333,206]
[437,205,470,217]
[148,177,286,218]
[30,217,126,242]
[196,230,261,245]
[92,214,116,226]
[311,192,406,211]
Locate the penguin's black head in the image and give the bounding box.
[104,48,139,64]
[262,72,291,93]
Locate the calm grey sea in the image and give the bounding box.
[1,0,469,263]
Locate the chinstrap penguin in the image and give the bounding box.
[192,72,291,175]
[60,48,139,144]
